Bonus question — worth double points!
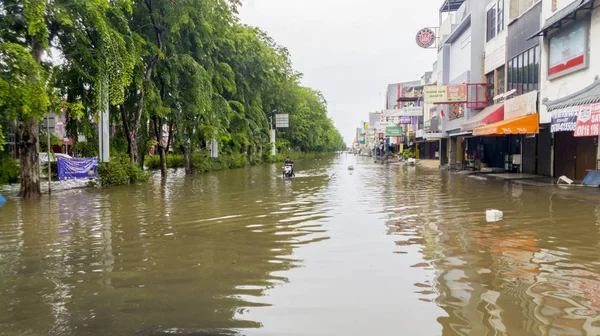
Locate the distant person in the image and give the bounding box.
[284,156,295,176]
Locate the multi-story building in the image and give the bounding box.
[425,0,487,168]
[538,0,600,181]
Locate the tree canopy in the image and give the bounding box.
[0,0,345,193]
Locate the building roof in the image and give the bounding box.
[544,79,600,111]
[529,0,594,39]
[439,0,466,13]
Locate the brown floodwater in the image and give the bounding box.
[2,155,600,335]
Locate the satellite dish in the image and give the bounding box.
[504,89,517,98]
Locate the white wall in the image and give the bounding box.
[485,31,507,74]
[449,26,472,82]
[484,0,508,74]
[539,4,600,123]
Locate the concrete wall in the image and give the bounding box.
[484,0,508,75]
[386,84,400,110]
[509,0,539,22]
[539,2,600,124]
[469,0,487,83]
[449,26,472,82]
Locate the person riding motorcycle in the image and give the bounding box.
[283,157,295,177]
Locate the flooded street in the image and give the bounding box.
[2,156,600,335]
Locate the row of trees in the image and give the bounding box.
[0,0,345,198]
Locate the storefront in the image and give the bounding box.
[470,91,540,172]
[417,140,439,160]
[549,92,600,181]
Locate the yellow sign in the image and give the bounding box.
[446,84,467,103]
[424,86,447,103]
[424,84,467,104]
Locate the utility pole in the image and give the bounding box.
[270,115,276,156]
[270,109,277,156]
[47,114,51,195]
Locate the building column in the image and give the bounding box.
[449,137,457,167]
[440,139,448,165]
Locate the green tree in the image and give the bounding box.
[0,0,52,198]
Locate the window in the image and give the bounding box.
[528,48,535,91]
[497,66,505,96]
[486,72,495,106]
[487,7,496,42]
[487,2,504,42]
[507,46,540,95]
[533,46,540,90]
[516,55,522,95]
[523,51,529,93]
[497,0,504,34]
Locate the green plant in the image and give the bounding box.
[42,161,58,180]
[402,149,415,160]
[72,141,98,158]
[98,156,149,187]
[0,155,20,185]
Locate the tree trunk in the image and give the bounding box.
[129,133,138,164]
[18,119,42,199]
[183,147,191,175]
[247,145,253,162]
[119,105,133,161]
[159,146,167,177]
[152,116,167,178]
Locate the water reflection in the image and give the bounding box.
[3,156,600,335]
[0,158,336,335]
[383,164,600,336]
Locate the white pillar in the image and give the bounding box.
[270,129,276,156]
[99,77,110,162]
[210,137,218,158]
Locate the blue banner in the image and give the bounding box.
[57,157,98,180]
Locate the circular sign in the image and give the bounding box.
[416,28,436,48]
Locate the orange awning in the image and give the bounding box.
[473,113,539,136]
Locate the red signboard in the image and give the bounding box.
[416,28,436,48]
[574,103,600,137]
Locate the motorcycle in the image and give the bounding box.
[283,163,295,178]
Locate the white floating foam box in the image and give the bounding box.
[485,209,503,221]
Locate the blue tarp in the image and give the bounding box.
[0,194,5,205]
[57,157,98,180]
[581,171,600,186]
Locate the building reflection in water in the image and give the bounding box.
[383,168,600,336]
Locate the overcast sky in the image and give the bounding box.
[239,0,441,145]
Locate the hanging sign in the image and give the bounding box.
[574,103,600,137]
[275,114,289,128]
[424,86,447,103]
[551,106,579,133]
[385,126,403,137]
[399,116,412,124]
[399,107,423,116]
[416,28,436,48]
[424,85,467,104]
[446,85,467,103]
